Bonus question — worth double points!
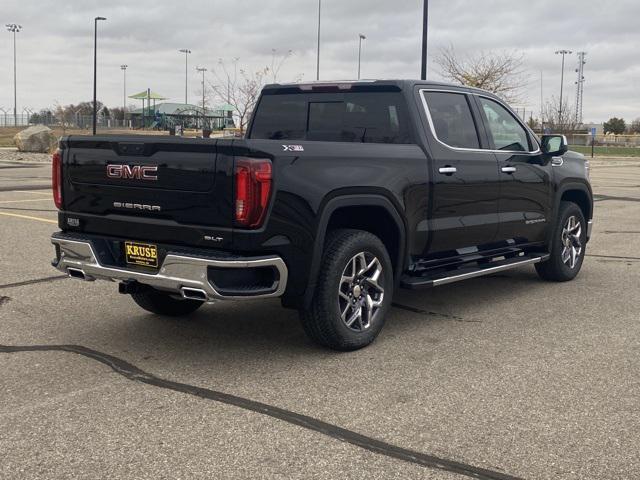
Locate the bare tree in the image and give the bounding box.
[434,45,525,102]
[526,115,540,131]
[269,49,293,83]
[209,52,294,134]
[194,85,213,110]
[626,118,640,134]
[53,102,72,134]
[541,96,579,133]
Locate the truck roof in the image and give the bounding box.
[262,79,495,97]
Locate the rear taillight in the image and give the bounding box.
[234,157,272,228]
[52,149,62,209]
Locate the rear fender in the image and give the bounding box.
[303,194,407,308]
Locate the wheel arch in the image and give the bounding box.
[546,181,593,249]
[559,182,593,221]
[303,193,407,307]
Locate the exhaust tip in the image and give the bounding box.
[180,287,208,301]
[67,268,86,280]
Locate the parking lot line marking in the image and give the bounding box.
[0,198,52,204]
[0,211,57,224]
[13,190,51,196]
[0,343,522,480]
[0,185,50,193]
[586,253,640,261]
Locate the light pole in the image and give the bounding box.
[6,24,22,126]
[357,34,366,80]
[179,49,191,104]
[316,0,321,80]
[555,49,572,126]
[421,0,429,80]
[93,16,106,135]
[196,66,207,129]
[540,70,544,133]
[120,65,128,125]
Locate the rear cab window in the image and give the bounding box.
[249,90,414,144]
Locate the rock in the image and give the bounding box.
[13,125,58,153]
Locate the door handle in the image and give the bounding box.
[438,166,457,175]
[501,166,517,174]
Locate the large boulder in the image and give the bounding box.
[13,125,57,153]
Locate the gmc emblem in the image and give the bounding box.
[106,164,158,181]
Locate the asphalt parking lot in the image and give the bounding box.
[1,154,639,480]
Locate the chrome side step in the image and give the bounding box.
[401,254,550,289]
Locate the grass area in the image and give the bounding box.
[570,145,640,157]
[0,127,22,147]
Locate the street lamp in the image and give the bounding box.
[6,24,22,126]
[120,65,128,124]
[179,49,191,105]
[555,49,572,126]
[93,16,106,135]
[316,0,321,80]
[421,0,429,80]
[196,66,207,130]
[357,34,366,79]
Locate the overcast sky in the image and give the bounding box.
[1,0,638,122]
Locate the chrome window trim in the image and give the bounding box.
[418,88,542,155]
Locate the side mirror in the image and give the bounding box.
[541,134,568,156]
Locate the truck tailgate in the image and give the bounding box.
[61,136,233,232]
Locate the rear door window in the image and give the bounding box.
[422,92,480,149]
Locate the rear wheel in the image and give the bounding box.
[300,229,393,351]
[536,201,587,281]
[131,288,204,317]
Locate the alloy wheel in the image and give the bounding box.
[338,252,385,332]
[561,215,583,269]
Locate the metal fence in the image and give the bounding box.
[0,113,31,127]
[0,114,132,130]
[566,133,640,147]
[0,114,226,131]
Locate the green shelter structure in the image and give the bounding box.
[128,89,167,129]
[128,89,234,130]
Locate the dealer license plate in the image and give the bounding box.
[124,241,158,268]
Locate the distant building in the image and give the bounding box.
[583,123,604,135]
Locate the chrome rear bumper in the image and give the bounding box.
[51,236,288,301]
[587,219,593,241]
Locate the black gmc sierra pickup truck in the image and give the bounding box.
[51,80,593,350]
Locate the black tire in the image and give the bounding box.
[131,288,204,317]
[300,229,394,351]
[535,201,587,282]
